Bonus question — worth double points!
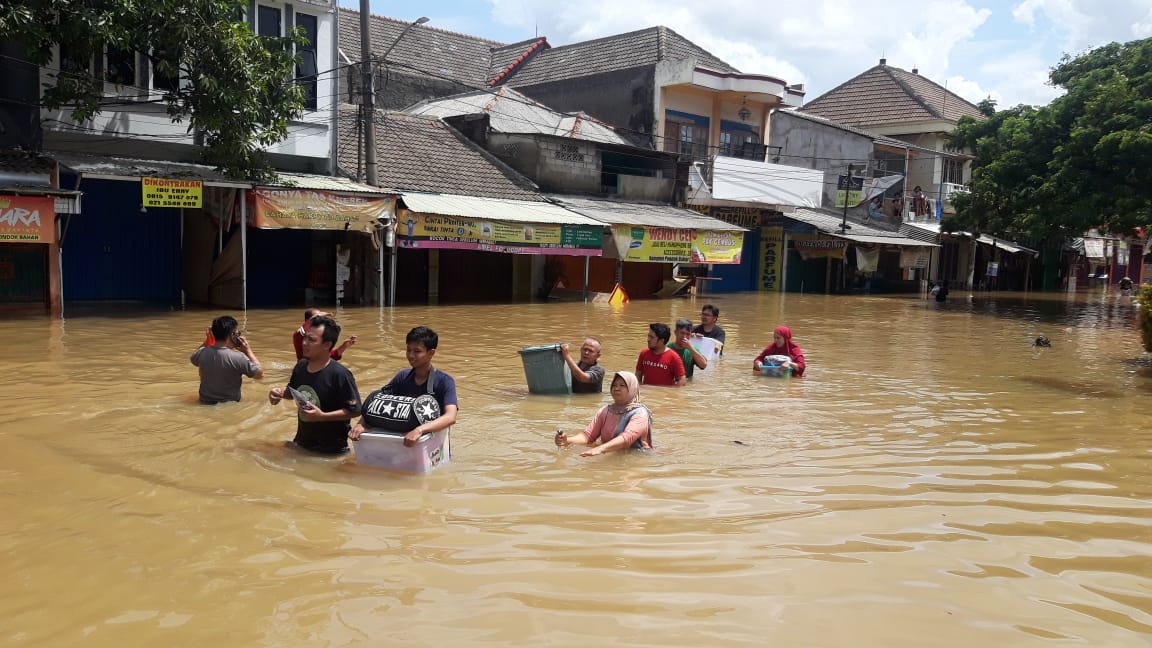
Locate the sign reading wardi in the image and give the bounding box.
[142,178,203,208]
[0,195,56,244]
[397,212,603,256]
[252,189,395,231]
[612,226,744,264]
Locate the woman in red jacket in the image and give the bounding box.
[753,326,806,377]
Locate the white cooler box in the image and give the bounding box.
[352,428,451,473]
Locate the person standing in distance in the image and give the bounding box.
[636,323,686,387]
[692,304,726,345]
[560,337,605,393]
[190,315,263,404]
[269,315,362,454]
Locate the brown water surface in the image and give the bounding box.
[2,291,1150,646]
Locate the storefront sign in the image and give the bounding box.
[612,226,744,264]
[252,189,395,232]
[835,175,864,208]
[1083,238,1105,260]
[398,212,603,256]
[142,178,203,208]
[707,206,776,230]
[794,238,847,260]
[987,261,999,277]
[760,226,783,291]
[0,195,56,244]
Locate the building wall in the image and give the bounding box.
[768,112,874,175]
[511,67,658,148]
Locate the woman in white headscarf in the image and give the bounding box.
[554,371,653,456]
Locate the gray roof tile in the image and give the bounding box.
[338,8,503,88]
[337,109,542,201]
[500,26,739,87]
[801,63,985,129]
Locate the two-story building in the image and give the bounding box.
[0,0,407,315]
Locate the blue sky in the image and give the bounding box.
[348,0,1152,108]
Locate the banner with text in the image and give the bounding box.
[0,195,56,244]
[794,238,847,260]
[142,178,203,209]
[398,212,603,256]
[759,226,784,291]
[834,175,864,208]
[613,226,744,264]
[252,189,395,232]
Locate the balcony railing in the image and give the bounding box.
[942,182,970,197]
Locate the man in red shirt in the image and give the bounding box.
[635,322,686,387]
[293,309,356,361]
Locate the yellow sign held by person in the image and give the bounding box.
[142,178,203,209]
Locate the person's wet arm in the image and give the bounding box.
[561,344,596,383]
[580,413,647,456]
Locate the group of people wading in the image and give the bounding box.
[190,304,808,460]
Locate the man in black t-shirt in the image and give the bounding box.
[268,315,361,454]
[561,337,605,393]
[692,304,726,346]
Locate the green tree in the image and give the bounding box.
[0,0,307,180]
[946,37,1152,238]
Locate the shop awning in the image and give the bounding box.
[977,234,1038,257]
[788,208,937,248]
[49,151,250,188]
[401,192,602,225]
[261,172,392,195]
[397,193,605,256]
[547,194,745,231]
[547,195,746,264]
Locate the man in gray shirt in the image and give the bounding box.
[191,315,264,404]
[561,337,605,393]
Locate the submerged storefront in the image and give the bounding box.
[395,193,605,304]
[0,195,58,313]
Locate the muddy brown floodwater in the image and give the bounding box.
[1,291,1150,646]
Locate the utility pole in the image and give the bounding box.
[359,0,376,185]
[840,163,854,233]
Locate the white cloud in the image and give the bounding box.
[1011,0,1152,51]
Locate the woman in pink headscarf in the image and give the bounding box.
[554,371,653,456]
[753,326,806,377]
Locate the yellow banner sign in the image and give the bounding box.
[142,178,203,208]
[252,189,395,232]
[0,195,56,244]
[612,226,744,264]
[398,212,603,255]
[759,226,783,291]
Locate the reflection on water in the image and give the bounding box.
[1,290,1150,646]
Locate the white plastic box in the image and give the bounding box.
[352,428,451,473]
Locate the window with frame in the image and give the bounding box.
[943,158,964,185]
[257,5,282,39]
[151,46,181,92]
[105,47,136,86]
[59,43,91,78]
[719,132,732,156]
[296,13,318,111]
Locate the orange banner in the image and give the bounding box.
[0,195,56,244]
[252,189,395,232]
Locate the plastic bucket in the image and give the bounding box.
[518,344,572,394]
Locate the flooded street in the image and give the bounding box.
[1,290,1150,646]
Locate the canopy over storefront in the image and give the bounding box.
[398,192,605,256]
[548,194,747,264]
[788,208,937,248]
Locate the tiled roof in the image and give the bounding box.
[405,86,631,145]
[499,26,739,87]
[489,38,550,85]
[800,63,985,129]
[338,8,504,88]
[336,109,542,201]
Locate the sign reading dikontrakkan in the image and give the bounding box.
[0,195,56,244]
[252,189,395,232]
[612,226,744,264]
[397,212,604,256]
[142,178,203,208]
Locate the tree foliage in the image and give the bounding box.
[0,0,307,179]
[946,38,1152,239]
